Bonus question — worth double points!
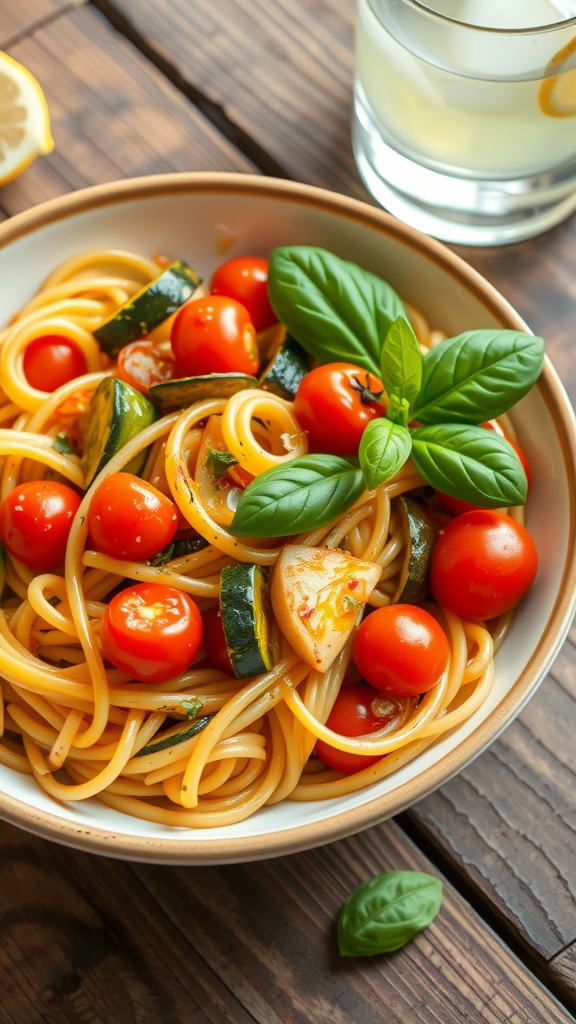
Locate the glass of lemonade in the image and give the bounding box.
[352,0,576,244]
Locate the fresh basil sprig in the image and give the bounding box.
[231,455,364,538]
[337,870,442,957]
[267,246,406,378]
[230,247,544,536]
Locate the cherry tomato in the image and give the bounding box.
[436,421,531,516]
[210,255,277,333]
[116,339,175,394]
[101,582,203,683]
[170,295,259,377]
[202,605,234,676]
[315,682,406,774]
[23,334,88,392]
[430,509,538,620]
[0,480,81,571]
[353,605,450,698]
[87,473,179,561]
[293,362,384,457]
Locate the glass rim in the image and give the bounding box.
[398,0,576,35]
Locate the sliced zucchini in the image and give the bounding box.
[220,563,273,678]
[390,495,437,605]
[80,376,157,487]
[258,334,309,400]
[149,372,257,414]
[270,545,381,673]
[93,260,202,354]
[136,714,213,757]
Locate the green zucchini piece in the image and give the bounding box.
[149,372,257,414]
[220,563,273,678]
[390,495,437,605]
[93,260,202,354]
[258,334,309,400]
[136,714,213,757]
[80,376,157,488]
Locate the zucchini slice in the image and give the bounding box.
[149,372,257,414]
[220,563,273,678]
[390,495,437,605]
[80,376,157,487]
[258,334,309,400]
[136,714,213,757]
[93,260,202,354]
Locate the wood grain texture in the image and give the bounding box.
[1,819,574,1024]
[0,4,256,218]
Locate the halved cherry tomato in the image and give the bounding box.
[23,334,88,392]
[87,473,178,561]
[293,362,384,457]
[101,582,203,683]
[170,295,259,377]
[116,339,175,394]
[202,605,234,676]
[210,255,277,333]
[436,420,531,516]
[430,509,538,620]
[0,480,81,571]
[353,604,450,698]
[315,681,406,774]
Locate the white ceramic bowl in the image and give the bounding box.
[0,173,574,864]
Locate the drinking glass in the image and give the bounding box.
[352,0,576,245]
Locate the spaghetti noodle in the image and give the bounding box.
[0,247,530,828]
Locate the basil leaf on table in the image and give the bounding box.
[411,423,528,507]
[359,417,412,490]
[230,454,365,537]
[267,246,406,378]
[412,330,545,423]
[381,315,422,421]
[338,870,442,956]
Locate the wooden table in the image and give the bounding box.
[1,3,575,1022]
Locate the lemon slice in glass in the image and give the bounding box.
[539,37,576,118]
[0,51,54,185]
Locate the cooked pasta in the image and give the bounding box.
[0,246,531,829]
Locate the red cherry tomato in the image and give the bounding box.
[87,473,178,561]
[0,480,81,571]
[101,582,203,683]
[436,421,531,516]
[353,605,451,698]
[315,682,407,774]
[210,255,276,333]
[116,339,175,394]
[170,295,259,377]
[202,605,234,676]
[430,509,538,620]
[22,334,88,392]
[293,362,384,457]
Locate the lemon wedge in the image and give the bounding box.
[0,51,54,185]
[539,36,576,118]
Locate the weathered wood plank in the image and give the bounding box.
[1,818,574,1024]
[0,1,84,49]
[0,4,257,217]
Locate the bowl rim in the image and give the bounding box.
[0,171,574,864]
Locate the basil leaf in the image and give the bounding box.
[359,418,412,490]
[268,246,406,378]
[230,454,364,537]
[338,870,442,956]
[411,423,528,507]
[413,330,544,423]
[381,316,422,421]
